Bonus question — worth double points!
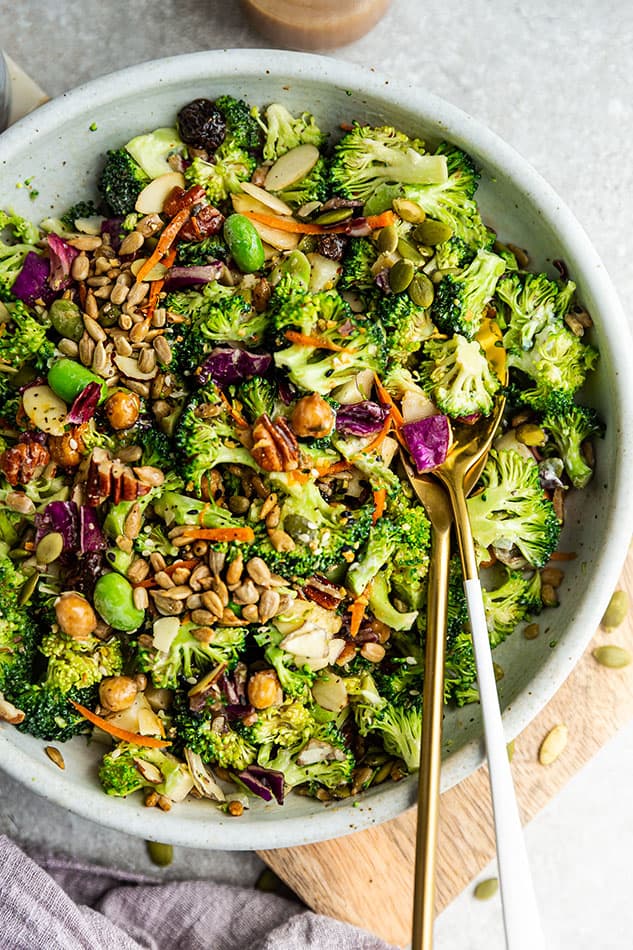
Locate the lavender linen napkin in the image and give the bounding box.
[0,835,395,950]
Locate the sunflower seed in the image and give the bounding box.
[258,589,281,623]
[246,557,272,587]
[78,332,95,366]
[153,335,172,365]
[232,580,259,605]
[201,590,225,617]
[71,253,90,280]
[133,587,149,610]
[127,282,149,308]
[123,502,142,539]
[44,746,65,770]
[191,609,217,626]
[226,552,243,587]
[119,230,145,256]
[154,570,175,589]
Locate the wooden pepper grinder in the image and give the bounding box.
[241,0,393,50]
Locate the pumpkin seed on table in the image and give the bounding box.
[389,259,414,293]
[601,589,629,631]
[474,877,499,900]
[538,723,568,765]
[592,645,632,668]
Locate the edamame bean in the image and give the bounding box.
[47,358,106,404]
[49,300,84,342]
[280,249,311,288]
[223,214,265,274]
[93,572,145,631]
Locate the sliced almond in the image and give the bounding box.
[135,171,185,214]
[280,627,329,659]
[113,354,158,381]
[307,252,342,292]
[311,671,349,712]
[248,218,299,252]
[74,215,106,235]
[239,181,293,215]
[264,144,319,191]
[138,705,165,737]
[134,757,164,784]
[152,616,181,653]
[22,385,68,436]
[231,192,274,216]
[130,258,168,282]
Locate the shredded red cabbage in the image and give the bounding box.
[238,764,285,805]
[46,233,79,291]
[79,506,106,552]
[335,400,388,437]
[401,414,451,472]
[34,500,79,550]
[101,218,124,251]
[163,263,223,291]
[66,381,102,425]
[197,347,272,387]
[11,252,55,306]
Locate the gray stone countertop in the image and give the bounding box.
[2,1,633,946]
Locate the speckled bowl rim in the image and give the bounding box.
[1,49,632,851]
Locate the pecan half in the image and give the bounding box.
[251,414,299,472]
[86,449,151,505]
[0,441,50,486]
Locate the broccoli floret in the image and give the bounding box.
[185,148,256,206]
[0,299,54,374]
[346,518,403,596]
[242,700,315,748]
[330,124,447,203]
[444,629,478,706]
[138,622,246,690]
[175,386,259,492]
[542,403,604,489]
[431,249,506,339]
[14,684,96,741]
[176,235,228,267]
[98,149,149,216]
[483,568,542,646]
[418,334,501,418]
[234,376,276,423]
[153,489,243,530]
[496,271,576,353]
[272,157,329,207]
[368,572,418,631]
[134,426,175,469]
[376,292,435,364]
[0,560,38,698]
[215,95,262,153]
[510,325,598,412]
[434,236,476,271]
[468,449,561,567]
[248,471,373,577]
[273,289,386,394]
[339,237,379,295]
[405,143,493,252]
[175,698,257,770]
[0,209,40,245]
[372,702,422,772]
[256,103,325,161]
[60,201,98,231]
[257,721,354,791]
[40,632,123,693]
[254,625,316,701]
[99,741,193,800]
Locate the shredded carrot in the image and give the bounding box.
[165,558,199,574]
[243,210,397,236]
[288,470,312,485]
[373,373,404,428]
[178,527,256,543]
[135,208,190,284]
[359,411,393,455]
[218,388,249,428]
[69,701,171,748]
[316,460,351,477]
[549,551,577,561]
[284,330,351,353]
[349,584,372,638]
[372,488,387,524]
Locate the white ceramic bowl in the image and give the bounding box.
[1,50,632,851]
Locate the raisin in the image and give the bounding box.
[177,99,226,152]
[316,233,347,260]
[179,205,225,241]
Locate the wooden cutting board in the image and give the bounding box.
[259,550,633,947]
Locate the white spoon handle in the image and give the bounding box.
[465,578,546,950]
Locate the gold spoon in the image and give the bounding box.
[431,318,546,949]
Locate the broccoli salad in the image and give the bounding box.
[0,94,600,812]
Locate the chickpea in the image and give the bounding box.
[99,675,139,712]
[105,390,141,430]
[247,668,283,710]
[48,426,85,468]
[145,686,174,711]
[290,394,335,439]
[54,591,97,640]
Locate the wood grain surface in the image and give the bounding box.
[259,554,633,947]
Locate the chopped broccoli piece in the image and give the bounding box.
[496,271,576,353]
[434,236,476,270]
[0,560,38,698]
[418,333,501,418]
[483,568,542,646]
[509,325,598,412]
[339,237,379,295]
[444,629,478,706]
[0,299,55,375]
[376,292,435,364]
[40,632,123,693]
[99,741,193,800]
[185,148,256,206]
[153,489,242,530]
[272,156,329,207]
[242,700,315,749]
[431,249,506,339]
[135,426,176,469]
[125,127,184,179]
[215,95,262,153]
[0,209,40,245]
[257,721,354,790]
[256,103,324,161]
[174,696,257,770]
[98,148,149,216]
[137,622,246,690]
[176,235,228,267]
[368,572,418,631]
[60,201,98,231]
[234,376,277,423]
[347,517,403,596]
[446,555,468,639]
[14,684,96,741]
[330,124,447,203]
[542,403,604,489]
[468,449,561,567]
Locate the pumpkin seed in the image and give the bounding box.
[601,589,629,631]
[592,644,632,668]
[389,259,414,293]
[313,207,353,225]
[474,877,499,900]
[397,237,424,263]
[36,531,64,565]
[538,723,568,765]
[18,572,39,606]
[506,739,515,762]
[392,198,426,223]
[415,219,454,245]
[516,422,546,446]
[377,223,398,254]
[524,623,540,640]
[146,841,173,867]
[408,272,434,308]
